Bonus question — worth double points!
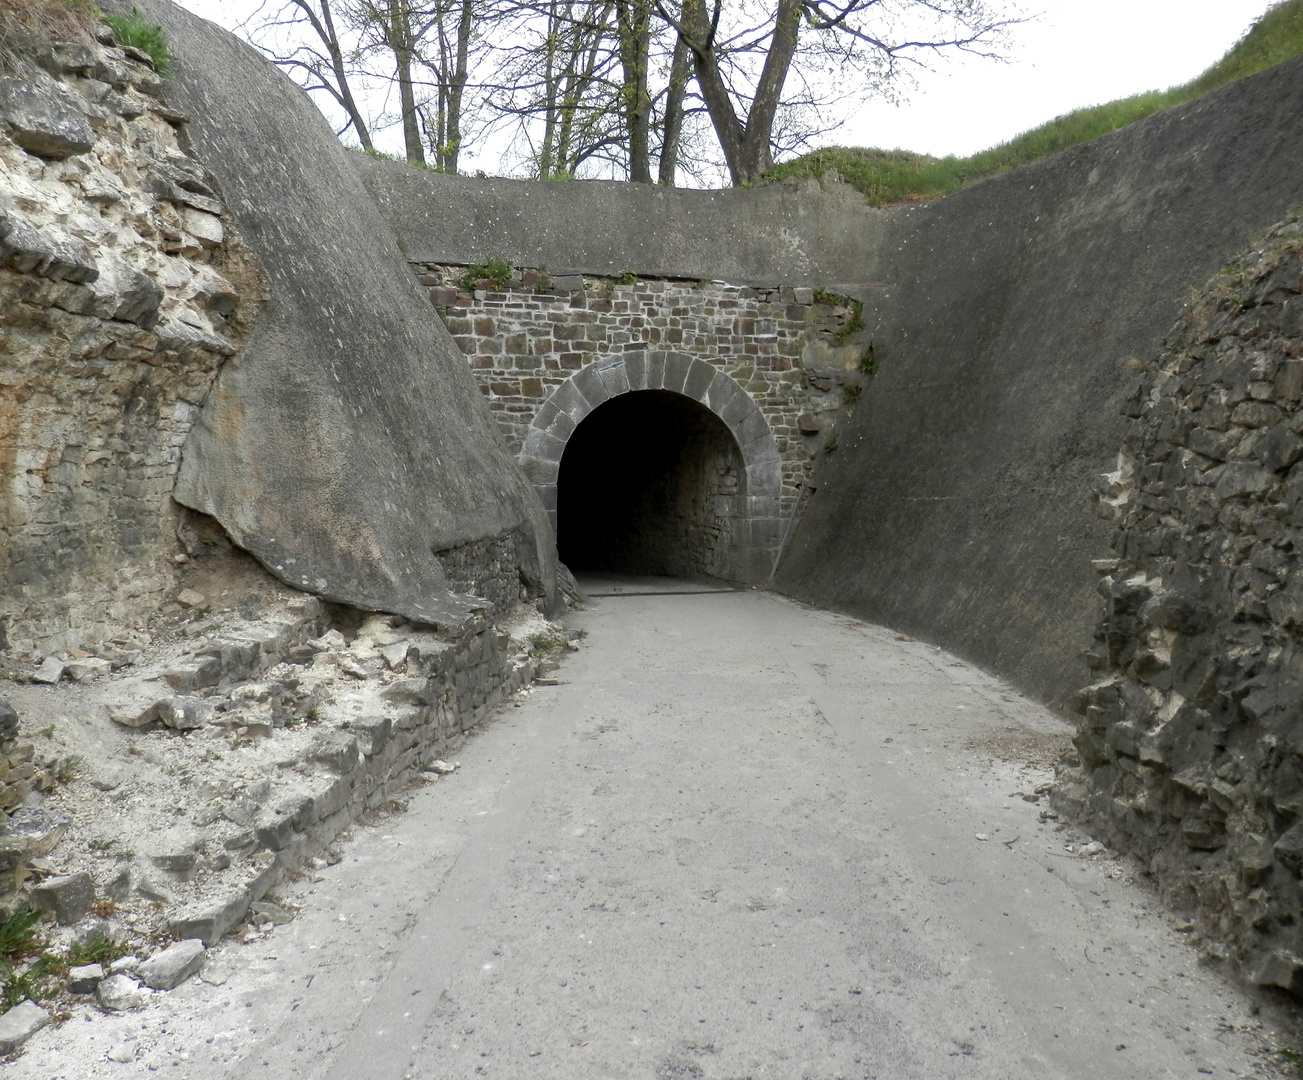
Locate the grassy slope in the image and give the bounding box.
[765,0,1303,205]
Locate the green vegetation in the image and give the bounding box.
[102,5,171,74]
[65,930,127,968]
[528,632,568,658]
[461,259,514,291]
[766,0,1303,206]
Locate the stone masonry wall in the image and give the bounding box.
[412,263,875,515]
[433,531,533,617]
[1057,216,1303,995]
[0,25,263,657]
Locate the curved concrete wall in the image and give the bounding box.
[776,55,1303,710]
[122,1,556,626]
[357,159,887,288]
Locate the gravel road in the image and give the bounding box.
[11,579,1295,1079]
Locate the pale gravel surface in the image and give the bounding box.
[8,577,1299,1079]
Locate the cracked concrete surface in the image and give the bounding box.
[9,578,1297,1078]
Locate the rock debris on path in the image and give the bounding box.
[8,580,1299,1079]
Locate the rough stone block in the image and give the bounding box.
[158,695,210,730]
[137,939,205,990]
[0,1000,49,1053]
[308,730,360,774]
[66,963,104,995]
[0,699,17,742]
[0,78,94,158]
[96,973,150,1011]
[30,871,94,924]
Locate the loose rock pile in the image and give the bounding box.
[1058,215,1303,995]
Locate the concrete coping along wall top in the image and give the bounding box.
[520,351,784,535]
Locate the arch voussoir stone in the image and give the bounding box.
[683,359,717,402]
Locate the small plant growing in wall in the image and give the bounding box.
[841,382,863,406]
[836,299,865,343]
[858,343,879,376]
[618,270,638,285]
[460,259,513,291]
[103,6,172,73]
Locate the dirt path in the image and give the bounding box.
[10,579,1297,1078]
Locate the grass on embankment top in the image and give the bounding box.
[764,0,1303,206]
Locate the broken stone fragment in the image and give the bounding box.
[380,641,410,671]
[158,695,211,730]
[177,588,206,609]
[30,657,64,685]
[250,900,293,926]
[163,656,222,692]
[0,699,17,742]
[349,715,391,757]
[0,807,68,872]
[106,700,161,728]
[136,939,205,990]
[96,973,150,1011]
[65,657,112,682]
[1251,949,1303,994]
[0,999,50,1054]
[0,77,94,158]
[381,677,436,706]
[30,871,95,924]
[151,851,198,873]
[66,963,105,995]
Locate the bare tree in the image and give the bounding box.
[242,0,376,149]
[660,0,1023,186]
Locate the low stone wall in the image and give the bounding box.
[1057,217,1303,993]
[432,531,533,623]
[1,586,538,947]
[166,597,535,944]
[0,27,262,656]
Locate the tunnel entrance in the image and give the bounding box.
[557,390,746,581]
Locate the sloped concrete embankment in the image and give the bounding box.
[776,54,1303,712]
[107,0,557,628]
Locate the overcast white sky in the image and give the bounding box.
[176,0,1278,164]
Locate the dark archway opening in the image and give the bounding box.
[557,389,745,580]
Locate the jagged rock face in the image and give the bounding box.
[0,27,262,656]
[1059,217,1303,994]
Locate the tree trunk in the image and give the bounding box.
[444,0,475,173]
[682,0,801,185]
[291,0,374,151]
[657,30,690,185]
[617,0,653,183]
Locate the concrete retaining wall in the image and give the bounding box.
[358,159,888,288]
[776,55,1303,710]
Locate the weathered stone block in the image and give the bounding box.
[30,871,94,924]
[0,1000,50,1053]
[0,78,94,158]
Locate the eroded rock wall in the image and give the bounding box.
[0,25,261,655]
[1058,219,1303,992]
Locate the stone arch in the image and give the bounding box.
[521,352,784,583]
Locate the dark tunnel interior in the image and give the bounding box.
[557,390,745,581]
